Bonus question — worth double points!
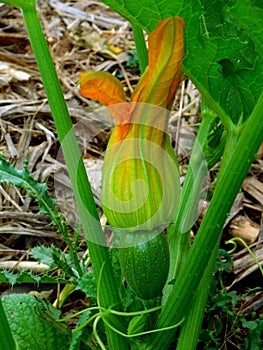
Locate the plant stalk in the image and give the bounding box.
[174,108,243,349]
[131,22,148,73]
[163,110,216,304]
[146,92,263,349]
[21,4,128,349]
[175,235,221,349]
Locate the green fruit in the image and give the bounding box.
[119,229,169,299]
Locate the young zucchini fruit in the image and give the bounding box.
[119,229,169,300]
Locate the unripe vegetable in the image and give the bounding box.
[119,230,170,299]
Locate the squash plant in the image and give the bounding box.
[0,0,263,349]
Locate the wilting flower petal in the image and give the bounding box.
[131,16,184,107]
[79,71,126,106]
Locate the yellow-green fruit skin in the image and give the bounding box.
[119,231,170,299]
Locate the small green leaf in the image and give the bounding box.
[19,270,42,283]
[0,270,69,285]
[70,310,91,350]
[0,157,59,225]
[126,51,139,68]
[30,246,55,267]
[215,249,233,274]
[128,313,150,335]
[30,245,76,278]
[77,272,97,299]
[242,316,263,350]
[3,271,18,287]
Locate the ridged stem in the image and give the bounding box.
[19,4,128,349]
[146,91,263,349]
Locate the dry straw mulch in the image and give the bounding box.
[0,0,262,315]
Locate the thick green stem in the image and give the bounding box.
[146,92,263,349]
[21,5,128,349]
[162,230,190,305]
[162,111,216,304]
[175,235,220,349]
[174,110,242,349]
[131,22,148,73]
[216,125,239,181]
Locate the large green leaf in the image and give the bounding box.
[0,299,17,350]
[195,0,263,123]
[97,0,175,31]
[100,0,263,124]
[2,294,70,350]
[229,0,263,54]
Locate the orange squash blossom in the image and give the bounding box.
[80,17,184,231]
